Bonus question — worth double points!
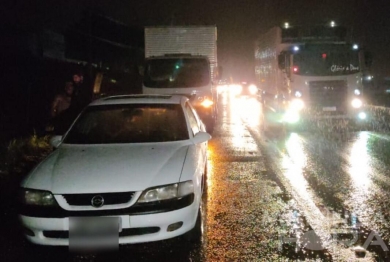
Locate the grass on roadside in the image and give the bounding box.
[4,133,53,177]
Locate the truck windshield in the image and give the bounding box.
[144,58,210,88]
[293,45,360,76]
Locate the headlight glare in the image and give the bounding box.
[249,85,258,95]
[22,189,57,206]
[201,98,214,108]
[283,111,300,123]
[290,99,304,111]
[351,98,362,108]
[358,112,367,120]
[230,85,242,95]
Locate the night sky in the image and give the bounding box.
[3,0,390,81]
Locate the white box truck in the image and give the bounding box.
[143,26,219,132]
[255,24,369,130]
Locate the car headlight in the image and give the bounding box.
[137,181,194,203]
[351,98,362,108]
[20,188,57,206]
[290,98,304,111]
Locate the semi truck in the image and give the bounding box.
[142,26,219,133]
[255,23,369,131]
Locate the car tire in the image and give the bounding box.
[183,206,203,244]
[202,165,208,197]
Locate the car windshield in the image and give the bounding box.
[63,104,189,144]
[143,58,210,88]
[293,44,360,76]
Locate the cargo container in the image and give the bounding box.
[143,26,218,132]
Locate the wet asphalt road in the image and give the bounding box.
[1,93,390,261]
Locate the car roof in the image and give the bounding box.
[89,94,189,106]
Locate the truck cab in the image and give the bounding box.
[142,26,218,133]
[256,24,370,131]
[142,54,218,132]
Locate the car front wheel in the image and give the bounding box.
[183,206,203,243]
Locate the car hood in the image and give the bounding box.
[22,142,190,194]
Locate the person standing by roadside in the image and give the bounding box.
[47,71,93,135]
[50,82,74,117]
[46,81,75,134]
[70,71,93,114]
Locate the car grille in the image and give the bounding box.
[43,227,160,239]
[62,192,135,206]
[309,80,348,112]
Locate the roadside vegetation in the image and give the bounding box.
[1,134,52,185]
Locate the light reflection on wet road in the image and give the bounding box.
[244,95,390,261]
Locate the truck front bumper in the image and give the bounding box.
[264,107,368,128]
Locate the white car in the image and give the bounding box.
[19,95,211,248]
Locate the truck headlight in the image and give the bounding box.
[358,112,367,120]
[294,91,302,98]
[20,188,58,206]
[137,181,194,203]
[351,98,362,108]
[290,98,304,111]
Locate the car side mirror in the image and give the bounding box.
[192,131,212,144]
[50,135,63,148]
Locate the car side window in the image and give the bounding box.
[185,102,200,135]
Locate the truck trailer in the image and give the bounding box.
[142,26,218,133]
[255,23,369,131]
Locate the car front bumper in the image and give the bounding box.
[19,194,198,246]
